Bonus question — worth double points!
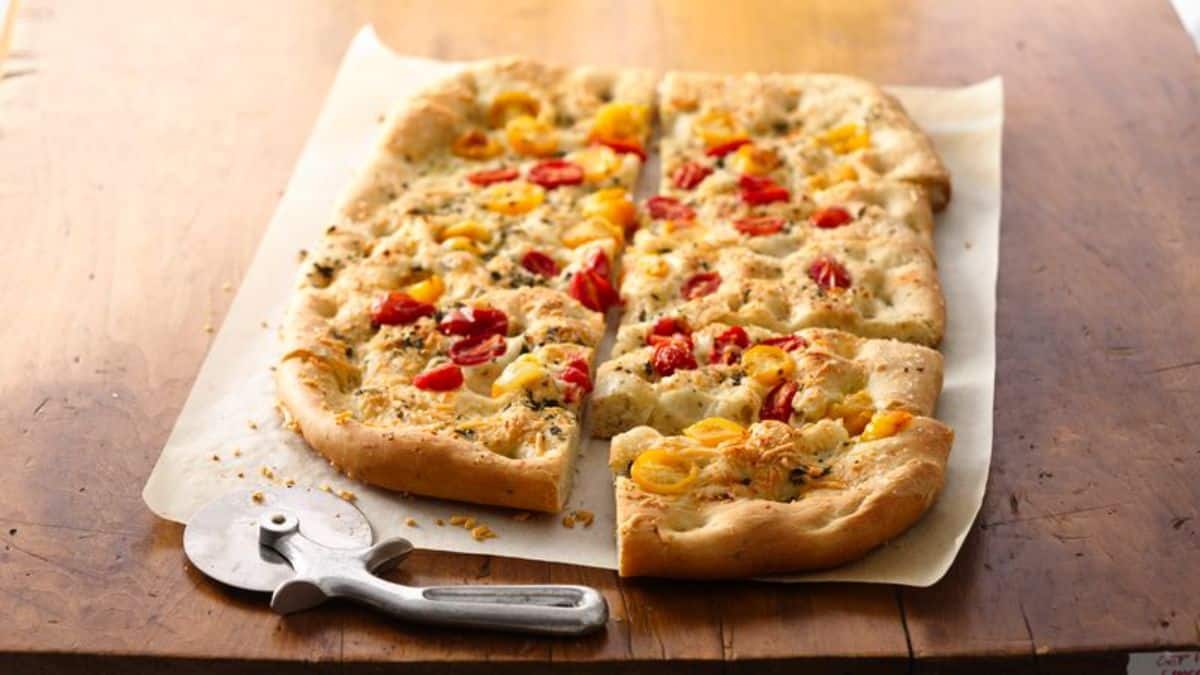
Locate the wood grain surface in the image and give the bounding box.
[1,0,1197,673]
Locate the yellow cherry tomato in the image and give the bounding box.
[692,109,748,149]
[590,102,650,143]
[818,123,871,154]
[441,236,482,254]
[488,91,540,129]
[741,344,796,386]
[826,390,874,436]
[859,410,913,441]
[505,114,558,157]
[581,188,637,231]
[561,216,624,249]
[567,145,622,182]
[683,417,747,447]
[405,274,445,304]
[728,143,782,176]
[807,164,859,191]
[630,448,699,495]
[439,219,492,243]
[483,181,545,215]
[451,128,503,160]
[491,354,546,397]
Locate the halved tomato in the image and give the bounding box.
[438,306,509,337]
[466,167,518,187]
[651,339,698,376]
[671,161,713,190]
[807,255,851,290]
[681,271,721,300]
[527,159,584,189]
[371,292,435,326]
[646,195,696,221]
[733,215,785,236]
[413,363,464,391]
[738,174,790,205]
[759,334,808,352]
[520,250,559,278]
[448,333,508,366]
[810,206,853,229]
[760,380,798,423]
[710,325,750,365]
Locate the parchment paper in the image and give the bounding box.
[143,26,1003,586]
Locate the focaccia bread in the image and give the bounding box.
[277,58,654,511]
[592,325,942,438]
[609,415,953,578]
[657,71,950,212]
[617,231,945,350]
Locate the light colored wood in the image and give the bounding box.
[1,0,1198,672]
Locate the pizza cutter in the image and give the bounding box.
[183,487,608,635]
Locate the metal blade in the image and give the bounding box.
[183,487,373,592]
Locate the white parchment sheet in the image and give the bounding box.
[143,26,1003,586]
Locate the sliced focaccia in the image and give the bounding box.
[592,325,942,438]
[658,71,950,212]
[617,231,945,350]
[609,414,953,578]
[278,59,655,511]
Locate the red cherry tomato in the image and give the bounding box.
[438,306,509,337]
[810,206,853,229]
[760,380,798,423]
[711,325,750,365]
[671,162,713,190]
[448,333,508,366]
[559,357,593,402]
[521,250,560,277]
[681,271,722,300]
[466,167,518,187]
[527,159,584,189]
[646,316,693,348]
[646,195,696,221]
[413,363,463,391]
[594,138,646,162]
[705,138,751,158]
[371,292,435,326]
[585,249,612,280]
[569,269,619,312]
[759,334,808,352]
[651,339,698,377]
[733,215,785,236]
[738,174,790,205]
[807,255,852,290]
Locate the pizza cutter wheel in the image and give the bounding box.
[183,488,607,635]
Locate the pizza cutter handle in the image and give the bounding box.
[325,571,609,636]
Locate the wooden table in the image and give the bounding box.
[2,1,1197,672]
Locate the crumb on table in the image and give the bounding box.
[561,513,576,529]
[337,489,356,502]
[405,517,418,527]
[471,525,497,541]
[251,491,265,504]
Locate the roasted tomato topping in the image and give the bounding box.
[810,206,853,229]
[711,325,750,365]
[448,333,508,366]
[466,167,519,187]
[585,249,612,279]
[646,195,696,221]
[594,137,647,162]
[569,269,619,312]
[646,316,693,348]
[733,215,785,236]
[527,159,585,189]
[559,357,593,403]
[760,380,798,423]
[681,271,722,300]
[413,363,464,391]
[671,161,714,190]
[371,292,435,326]
[807,255,852,290]
[651,339,698,377]
[738,174,790,205]
[705,137,752,158]
[438,306,509,338]
[759,334,808,352]
[520,250,560,278]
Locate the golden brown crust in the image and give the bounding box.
[276,358,573,512]
[613,417,953,578]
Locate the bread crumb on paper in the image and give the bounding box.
[405,517,418,527]
[574,509,594,527]
[251,491,265,504]
[471,525,497,541]
[247,419,259,430]
[511,511,532,521]
[561,513,576,529]
[435,518,445,526]
[260,466,275,480]
[221,282,233,292]
[337,489,357,502]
